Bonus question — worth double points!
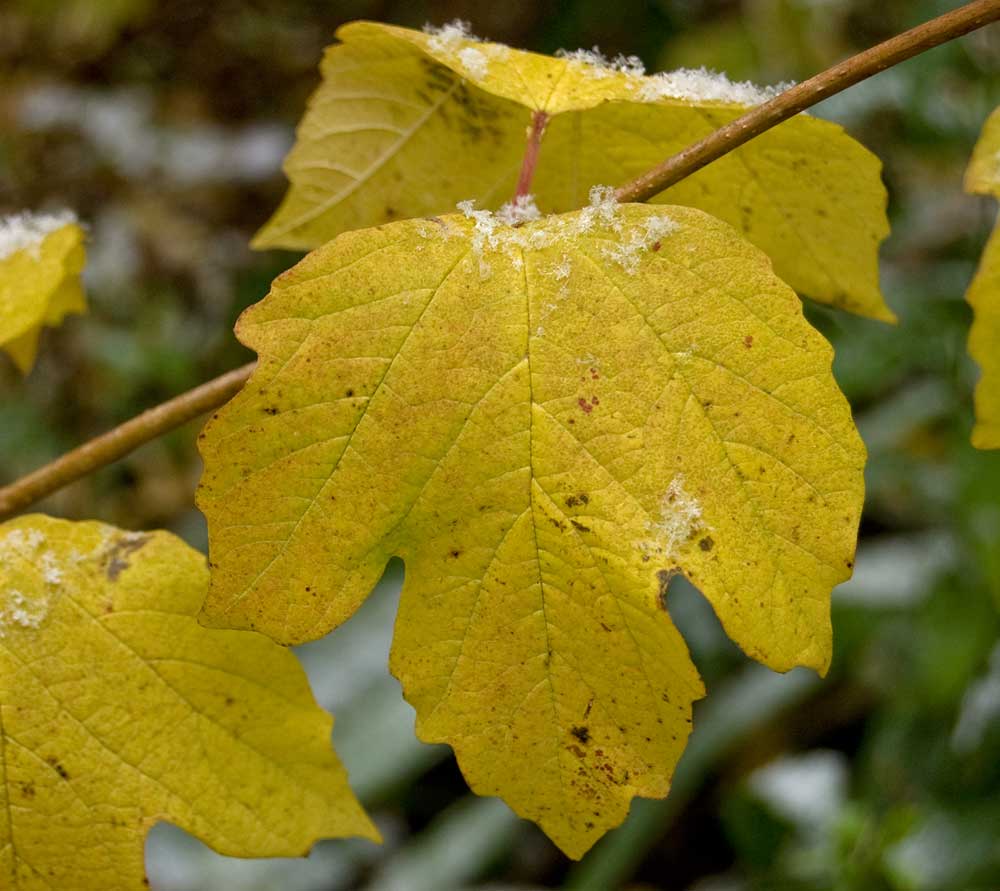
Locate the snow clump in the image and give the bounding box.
[639,67,791,105]
[424,20,510,80]
[0,210,77,262]
[447,186,676,279]
[641,475,705,559]
[556,47,646,79]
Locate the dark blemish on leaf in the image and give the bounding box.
[18,781,35,799]
[585,821,595,829]
[570,519,591,533]
[578,397,593,414]
[652,240,662,252]
[698,536,714,552]
[565,493,589,508]
[584,699,593,718]
[600,622,612,632]
[744,335,753,348]
[105,534,151,581]
[46,756,69,780]
[448,549,461,558]
[656,569,676,607]
[346,388,354,397]
[263,406,279,415]
[571,725,591,744]
[224,696,235,706]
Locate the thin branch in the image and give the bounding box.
[0,363,255,520]
[514,111,549,200]
[615,0,1000,203]
[3,0,999,520]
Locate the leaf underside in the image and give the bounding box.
[253,20,892,322]
[0,223,86,373]
[965,106,1000,449]
[198,203,865,857]
[0,516,376,891]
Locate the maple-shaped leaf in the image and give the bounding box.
[0,515,377,890]
[964,106,1000,449]
[0,212,87,374]
[198,197,865,857]
[252,20,892,322]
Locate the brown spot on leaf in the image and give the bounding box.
[46,756,69,780]
[698,536,714,552]
[744,335,754,348]
[571,725,591,744]
[570,519,591,533]
[105,534,151,581]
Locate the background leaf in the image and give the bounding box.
[253,21,892,322]
[0,514,376,891]
[964,105,1000,449]
[0,214,86,373]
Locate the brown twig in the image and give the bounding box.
[0,363,254,519]
[3,1,998,521]
[615,0,1000,203]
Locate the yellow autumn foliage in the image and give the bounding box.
[0,213,87,373]
[199,198,865,857]
[964,106,1000,449]
[253,21,892,322]
[0,515,376,890]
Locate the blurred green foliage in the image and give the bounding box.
[2,1,999,889]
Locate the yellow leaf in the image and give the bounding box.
[0,213,88,374]
[253,20,892,322]
[199,199,865,858]
[0,515,377,890]
[965,106,1000,449]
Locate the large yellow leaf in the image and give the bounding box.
[253,20,892,322]
[198,198,865,857]
[0,212,87,374]
[965,106,1000,449]
[0,515,376,890]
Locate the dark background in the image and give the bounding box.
[2,1,1000,888]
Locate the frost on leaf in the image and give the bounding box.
[637,67,791,104]
[253,20,891,322]
[451,185,676,278]
[964,106,1000,449]
[0,515,376,891]
[0,211,87,373]
[198,204,865,858]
